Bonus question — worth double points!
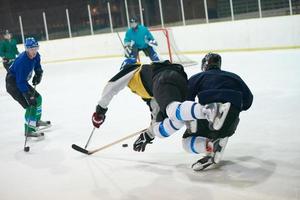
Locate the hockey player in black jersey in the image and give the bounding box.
[181,53,253,171]
[91,58,231,155]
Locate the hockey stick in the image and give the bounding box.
[72,128,147,155]
[24,85,38,152]
[71,126,97,154]
[116,31,126,49]
[116,32,139,61]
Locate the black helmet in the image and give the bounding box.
[201,53,221,71]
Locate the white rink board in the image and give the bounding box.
[16,15,300,63]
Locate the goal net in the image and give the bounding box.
[149,28,198,67]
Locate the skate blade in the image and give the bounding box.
[37,124,52,131]
[191,157,214,171]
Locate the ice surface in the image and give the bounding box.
[0,50,300,200]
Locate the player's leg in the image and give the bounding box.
[24,87,43,135]
[182,123,229,171]
[183,108,240,171]
[143,46,160,61]
[5,73,28,109]
[166,101,231,130]
[6,77,38,135]
[151,69,188,138]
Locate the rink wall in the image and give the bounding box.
[18,15,300,63]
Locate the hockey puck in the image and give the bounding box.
[122,143,128,148]
[24,146,30,152]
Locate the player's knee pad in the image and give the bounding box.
[167,101,200,121]
[166,101,181,121]
[182,136,208,154]
[152,119,184,138]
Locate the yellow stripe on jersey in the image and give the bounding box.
[128,66,152,99]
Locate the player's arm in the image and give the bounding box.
[123,31,135,57]
[145,28,157,46]
[15,61,30,93]
[240,79,253,111]
[124,30,132,45]
[13,39,20,55]
[32,53,43,86]
[92,65,139,128]
[0,42,4,57]
[187,74,202,101]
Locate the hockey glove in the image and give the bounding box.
[32,70,43,86]
[124,41,135,58]
[124,46,132,58]
[2,58,9,63]
[133,130,154,152]
[23,91,37,107]
[92,105,108,128]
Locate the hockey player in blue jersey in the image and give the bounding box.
[172,53,253,170]
[184,53,253,170]
[5,37,50,137]
[123,18,160,62]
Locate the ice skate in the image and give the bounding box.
[37,120,51,127]
[37,120,51,130]
[25,129,44,138]
[191,137,228,171]
[191,155,214,171]
[204,102,231,130]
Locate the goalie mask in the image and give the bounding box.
[201,53,222,71]
[130,18,138,29]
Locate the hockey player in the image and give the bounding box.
[181,53,253,171]
[123,18,160,62]
[0,30,19,72]
[5,37,50,137]
[91,60,231,153]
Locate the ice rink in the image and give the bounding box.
[0,50,300,200]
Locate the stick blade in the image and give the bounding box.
[71,144,91,155]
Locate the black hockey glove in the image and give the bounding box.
[23,91,37,107]
[92,105,108,128]
[32,70,43,85]
[2,58,9,63]
[133,130,154,152]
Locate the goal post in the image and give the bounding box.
[149,27,198,67]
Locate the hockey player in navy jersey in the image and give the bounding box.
[180,53,253,171]
[123,18,160,62]
[6,37,50,137]
[91,59,231,154]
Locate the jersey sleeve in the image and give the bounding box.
[145,28,155,41]
[15,62,29,93]
[0,42,4,57]
[98,65,139,108]
[124,29,131,44]
[187,74,201,101]
[34,53,43,72]
[240,79,253,111]
[13,40,19,55]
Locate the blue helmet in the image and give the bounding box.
[25,37,39,49]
